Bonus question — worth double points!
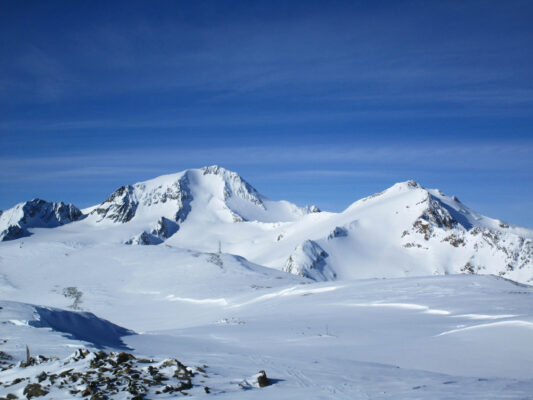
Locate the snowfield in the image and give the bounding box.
[1,166,532,399]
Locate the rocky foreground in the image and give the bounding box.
[0,349,270,399]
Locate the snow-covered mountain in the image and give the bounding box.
[266,180,533,283]
[1,166,531,284]
[0,199,83,241]
[86,165,319,245]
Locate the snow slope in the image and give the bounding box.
[2,269,533,398]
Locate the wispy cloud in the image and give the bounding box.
[1,142,531,184]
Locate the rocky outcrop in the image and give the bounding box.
[0,199,83,241]
[328,226,348,240]
[0,349,208,399]
[92,174,192,226]
[403,190,533,281]
[125,217,180,246]
[92,185,137,223]
[124,231,163,246]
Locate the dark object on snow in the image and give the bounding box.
[116,352,135,364]
[257,370,270,387]
[21,345,35,367]
[23,383,48,398]
[26,345,30,365]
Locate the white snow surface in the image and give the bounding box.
[1,166,533,398]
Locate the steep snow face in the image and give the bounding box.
[201,165,265,209]
[196,165,318,223]
[0,199,83,241]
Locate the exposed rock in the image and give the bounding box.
[92,185,138,223]
[23,383,48,398]
[125,232,163,246]
[151,217,179,239]
[284,240,335,281]
[92,173,193,225]
[0,199,83,241]
[328,226,348,240]
[256,370,270,387]
[1,350,206,399]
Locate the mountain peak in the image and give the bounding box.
[388,180,424,193]
[90,166,313,235]
[0,199,83,241]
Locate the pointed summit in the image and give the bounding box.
[89,167,318,247]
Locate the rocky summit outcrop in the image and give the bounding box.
[0,199,83,241]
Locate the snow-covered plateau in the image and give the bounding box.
[1,165,532,399]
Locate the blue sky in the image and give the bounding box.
[1,0,532,226]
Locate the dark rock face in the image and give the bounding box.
[125,217,180,246]
[256,370,270,387]
[92,185,138,223]
[92,174,193,225]
[151,217,179,239]
[125,231,164,246]
[20,199,82,226]
[0,224,25,241]
[411,195,464,241]
[0,199,83,241]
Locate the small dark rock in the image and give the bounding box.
[116,352,135,364]
[23,383,48,398]
[36,372,47,383]
[257,370,270,387]
[59,368,73,377]
[81,386,94,396]
[8,377,24,386]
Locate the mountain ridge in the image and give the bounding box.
[0,166,531,284]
